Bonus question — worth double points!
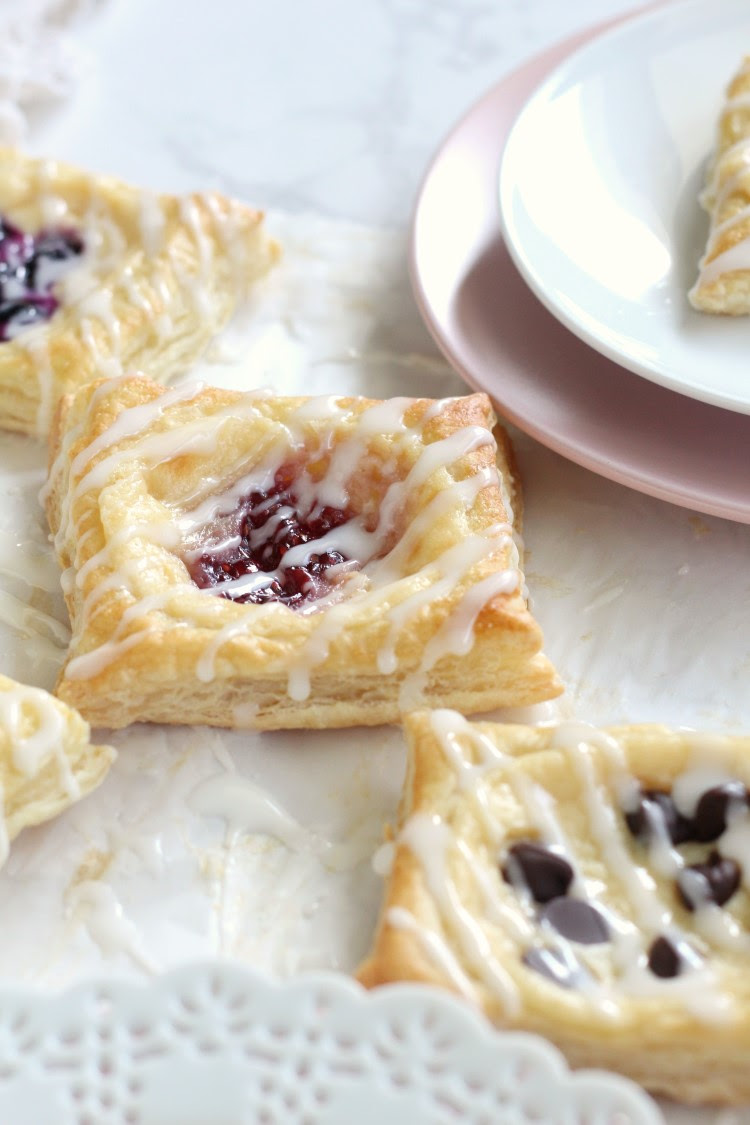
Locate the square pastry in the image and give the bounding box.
[0,672,114,862]
[359,711,750,1104]
[44,374,560,731]
[690,56,750,313]
[0,147,278,436]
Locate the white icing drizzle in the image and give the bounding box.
[9,161,261,436]
[0,680,78,799]
[455,836,534,942]
[721,92,750,117]
[53,385,514,706]
[26,334,55,435]
[0,587,70,651]
[65,627,159,682]
[398,563,518,710]
[188,773,308,851]
[195,606,280,685]
[177,197,215,318]
[372,840,395,876]
[701,134,750,208]
[66,880,157,973]
[138,191,166,257]
[693,237,750,289]
[552,726,671,933]
[692,71,750,298]
[672,765,734,817]
[189,763,376,874]
[0,538,65,595]
[394,714,750,1025]
[40,374,127,509]
[230,701,259,726]
[399,813,520,1014]
[386,906,478,1001]
[428,707,509,786]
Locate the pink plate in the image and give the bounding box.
[410,10,750,524]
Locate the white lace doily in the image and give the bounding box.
[0,963,663,1124]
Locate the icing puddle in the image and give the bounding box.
[189,773,309,849]
[188,771,384,873]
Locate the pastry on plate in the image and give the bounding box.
[690,56,750,313]
[0,672,114,861]
[0,148,278,437]
[43,374,560,730]
[359,711,750,1104]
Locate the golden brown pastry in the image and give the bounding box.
[43,374,560,730]
[359,711,750,1104]
[0,148,279,436]
[0,672,114,860]
[690,56,750,313]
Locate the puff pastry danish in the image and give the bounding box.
[0,148,278,436]
[0,672,114,862]
[690,56,750,313]
[359,711,750,1104]
[44,374,560,731]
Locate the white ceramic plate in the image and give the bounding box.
[499,0,750,414]
[410,12,750,524]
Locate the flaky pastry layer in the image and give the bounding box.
[44,374,560,731]
[359,712,750,1104]
[0,148,279,436]
[0,672,114,858]
[690,56,750,313]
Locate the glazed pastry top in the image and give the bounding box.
[372,713,750,1027]
[44,375,557,726]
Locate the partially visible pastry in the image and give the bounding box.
[0,148,279,436]
[359,711,750,1105]
[0,672,114,861]
[690,56,750,313]
[43,374,560,731]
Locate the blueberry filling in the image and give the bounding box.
[624,788,693,846]
[0,217,83,341]
[676,851,741,911]
[189,470,353,609]
[693,782,750,843]
[501,841,574,904]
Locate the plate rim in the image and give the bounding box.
[408,8,750,525]
[497,0,750,415]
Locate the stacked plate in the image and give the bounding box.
[411,0,750,523]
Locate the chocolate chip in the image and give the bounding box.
[522,947,581,989]
[677,851,741,911]
[693,782,750,843]
[647,935,683,979]
[624,789,693,845]
[540,897,610,944]
[501,842,574,904]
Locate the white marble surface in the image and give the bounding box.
[2,0,747,971]
[0,2,746,1120]
[25,0,639,221]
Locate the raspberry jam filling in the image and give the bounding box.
[0,217,84,341]
[188,469,354,608]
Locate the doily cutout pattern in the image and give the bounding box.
[0,963,663,1124]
